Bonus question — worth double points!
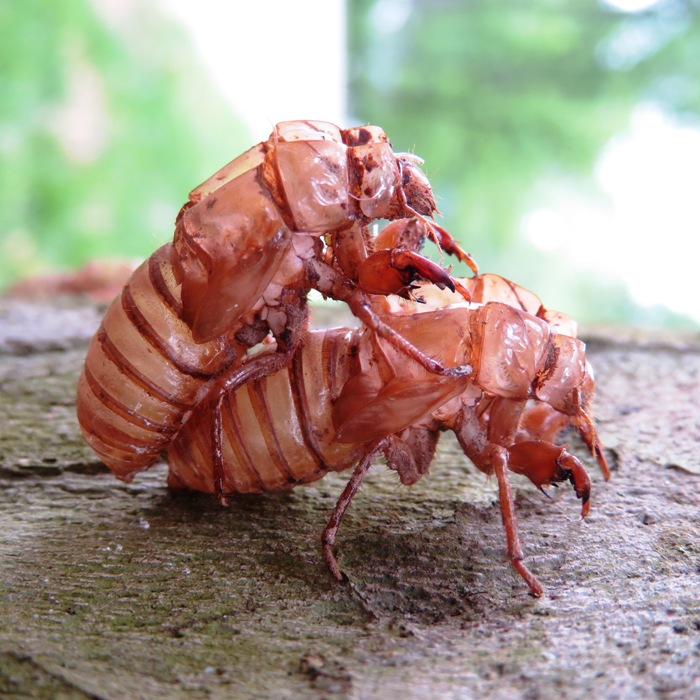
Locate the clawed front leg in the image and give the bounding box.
[357,248,471,302]
[507,440,592,517]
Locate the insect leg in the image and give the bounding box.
[491,445,545,597]
[306,258,471,378]
[179,292,311,500]
[507,441,592,518]
[576,412,611,480]
[424,220,479,275]
[322,440,385,581]
[210,394,227,505]
[393,163,478,273]
[189,289,309,419]
[350,297,472,379]
[184,350,295,502]
[516,401,609,483]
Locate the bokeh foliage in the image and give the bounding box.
[348,0,700,325]
[0,0,247,287]
[2,0,699,326]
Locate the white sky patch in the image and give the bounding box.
[160,0,347,140]
[524,104,700,323]
[371,0,411,34]
[601,0,661,12]
[596,106,700,316]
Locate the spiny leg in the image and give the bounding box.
[191,291,311,503]
[348,296,472,379]
[307,258,472,380]
[322,441,385,581]
[394,175,479,274]
[425,220,479,275]
[357,248,465,299]
[389,249,472,302]
[194,341,305,504]
[491,445,545,597]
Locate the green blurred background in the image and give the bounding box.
[2,0,699,327]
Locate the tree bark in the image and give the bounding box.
[1,298,699,699]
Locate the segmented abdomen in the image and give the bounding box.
[167,328,365,494]
[76,244,239,479]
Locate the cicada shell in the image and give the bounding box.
[171,121,475,343]
[76,245,245,478]
[168,276,609,596]
[77,125,477,480]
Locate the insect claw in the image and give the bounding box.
[580,497,590,519]
[426,221,479,275]
[453,279,472,303]
[323,545,344,582]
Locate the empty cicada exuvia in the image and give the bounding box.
[166,274,609,597]
[77,123,477,478]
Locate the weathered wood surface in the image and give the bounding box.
[1,298,699,699]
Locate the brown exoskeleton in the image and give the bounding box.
[77,123,477,478]
[165,275,609,596]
